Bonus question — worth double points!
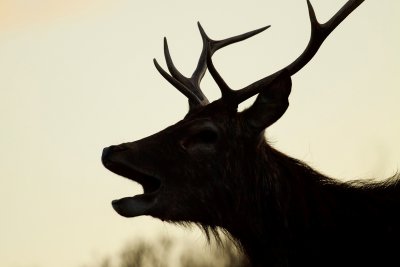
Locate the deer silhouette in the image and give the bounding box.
[102,0,400,266]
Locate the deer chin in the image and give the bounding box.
[102,160,162,217]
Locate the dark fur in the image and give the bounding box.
[102,2,398,264]
[214,140,400,267]
[175,113,400,267]
[103,100,400,267]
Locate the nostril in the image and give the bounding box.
[101,145,129,169]
[102,147,111,159]
[101,147,112,165]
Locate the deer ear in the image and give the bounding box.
[241,69,292,132]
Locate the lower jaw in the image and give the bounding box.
[112,194,156,217]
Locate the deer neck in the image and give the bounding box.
[225,143,336,266]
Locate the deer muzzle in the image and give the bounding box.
[101,145,162,217]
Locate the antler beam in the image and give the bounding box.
[288,0,364,75]
[219,0,365,105]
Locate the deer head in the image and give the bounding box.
[102,0,364,234]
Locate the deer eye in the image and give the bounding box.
[193,128,219,144]
[180,126,219,151]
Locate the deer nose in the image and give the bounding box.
[102,146,112,159]
[102,145,126,161]
[102,147,112,166]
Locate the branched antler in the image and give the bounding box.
[154,23,269,109]
[154,0,364,109]
[212,0,365,105]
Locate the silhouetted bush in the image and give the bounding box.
[88,234,249,267]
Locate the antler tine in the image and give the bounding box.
[233,0,364,104]
[197,23,270,101]
[286,0,364,75]
[163,38,190,88]
[193,22,270,81]
[162,37,209,105]
[153,58,201,104]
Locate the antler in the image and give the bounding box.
[153,23,270,109]
[154,0,364,109]
[207,0,365,106]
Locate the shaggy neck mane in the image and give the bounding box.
[224,140,400,267]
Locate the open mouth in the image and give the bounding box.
[102,158,162,217]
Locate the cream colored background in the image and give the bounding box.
[0,1,399,266]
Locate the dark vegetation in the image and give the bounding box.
[84,235,249,267]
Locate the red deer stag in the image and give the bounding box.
[102,0,400,266]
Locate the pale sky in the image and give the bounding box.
[1,1,399,267]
